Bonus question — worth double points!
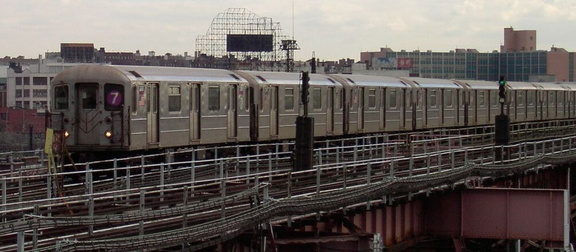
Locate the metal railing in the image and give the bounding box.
[2,124,576,250]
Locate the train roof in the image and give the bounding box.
[455,79,498,90]
[51,65,249,85]
[558,82,576,90]
[402,77,462,89]
[237,71,341,86]
[331,74,409,88]
[532,82,570,90]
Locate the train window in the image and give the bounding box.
[312,88,321,110]
[82,85,98,109]
[285,88,294,110]
[168,86,181,112]
[490,91,497,106]
[389,90,397,109]
[446,90,453,107]
[209,86,220,111]
[517,91,524,106]
[131,86,137,113]
[244,87,251,111]
[350,89,357,109]
[105,84,124,111]
[54,85,69,110]
[368,89,376,109]
[430,90,437,107]
[478,91,485,107]
[528,92,535,105]
[260,88,265,112]
[339,90,344,110]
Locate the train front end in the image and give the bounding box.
[49,65,130,157]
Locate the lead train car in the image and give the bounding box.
[50,65,257,156]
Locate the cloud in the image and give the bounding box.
[1,0,574,60]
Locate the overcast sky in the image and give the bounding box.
[2,0,575,61]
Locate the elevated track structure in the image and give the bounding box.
[1,120,576,251]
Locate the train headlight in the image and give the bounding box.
[105,130,113,138]
[64,130,70,138]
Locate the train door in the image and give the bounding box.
[189,83,201,141]
[569,90,574,118]
[380,88,386,130]
[327,87,334,134]
[228,84,238,139]
[456,90,461,125]
[414,89,424,130]
[270,86,279,137]
[76,83,99,145]
[462,90,469,126]
[402,89,409,130]
[424,89,429,127]
[147,83,159,144]
[358,87,365,132]
[440,89,445,126]
[527,90,536,121]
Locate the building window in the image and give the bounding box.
[285,88,294,110]
[16,77,22,85]
[33,89,47,97]
[23,90,30,97]
[208,86,220,111]
[168,85,181,112]
[33,77,47,85]
[24,77,30,85]
[15,90,22,98]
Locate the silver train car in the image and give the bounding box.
[48,64,576,159]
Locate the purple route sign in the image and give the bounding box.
[106,90,123,106]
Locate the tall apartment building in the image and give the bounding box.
[360,28,575,82]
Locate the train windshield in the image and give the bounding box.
[54,85,69,110]
[104,84,124,111]
[81,85,98,109]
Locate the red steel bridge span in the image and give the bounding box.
[2,120,576,251]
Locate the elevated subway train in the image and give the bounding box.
[48,64,576,159]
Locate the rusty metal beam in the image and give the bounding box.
[425,188,569,249]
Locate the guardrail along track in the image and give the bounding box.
[2,121,576,251]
